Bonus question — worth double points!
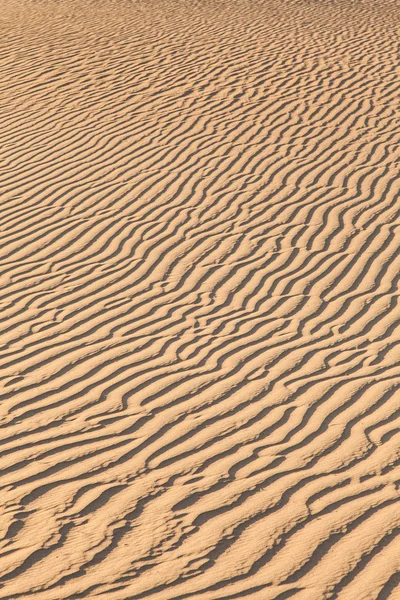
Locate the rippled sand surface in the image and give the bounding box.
[0,0,400,598]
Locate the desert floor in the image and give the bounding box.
[0,0,399,598]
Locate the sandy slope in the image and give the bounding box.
[0,0,399,597]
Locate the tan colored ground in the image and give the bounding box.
[0,0,399,598]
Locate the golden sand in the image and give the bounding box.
[0,0,399,598]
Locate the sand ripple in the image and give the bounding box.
[0,0,399,598]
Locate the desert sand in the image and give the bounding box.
[0,0,399,598]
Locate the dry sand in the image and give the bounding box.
[0,0,400,597]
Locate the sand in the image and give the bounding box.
[0,0,399,597]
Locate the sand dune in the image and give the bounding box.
[0,0,400,597]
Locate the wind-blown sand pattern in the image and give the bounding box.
[1,0,400,598]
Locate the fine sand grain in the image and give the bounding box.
[0,0,400,598]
